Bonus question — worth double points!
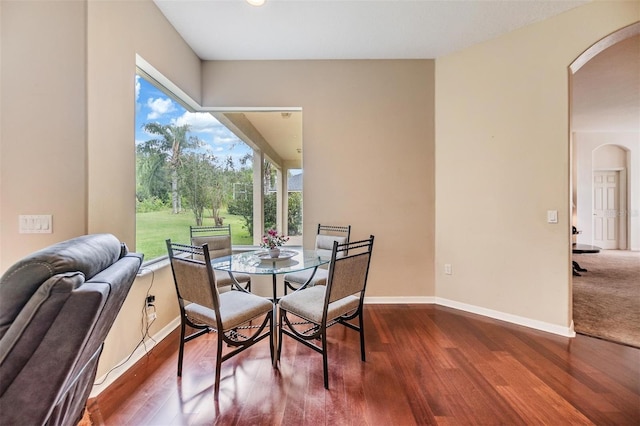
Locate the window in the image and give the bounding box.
[135,74,254,261]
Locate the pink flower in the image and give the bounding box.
[260,229,289,249]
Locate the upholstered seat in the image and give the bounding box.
[185,290,273,330]
[279,286,360,324]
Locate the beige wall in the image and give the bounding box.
[201,60,436,298]
[1,0,88,267]
[435,1,639,328]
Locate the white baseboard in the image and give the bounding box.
[435,297,576,338]
[364,296,436,304]
[364,296,575,338]
[90,317,181,398]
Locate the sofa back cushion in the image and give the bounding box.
[0,234,123,340]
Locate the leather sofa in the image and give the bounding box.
[0,234,142,425]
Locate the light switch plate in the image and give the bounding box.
[19,215,52,233]
[547,210,558,224]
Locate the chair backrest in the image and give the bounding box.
[315,224,351,258]
[190,225,232,259]
[166,240,220,323]
[325,235,374,305]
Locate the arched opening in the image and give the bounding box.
[569,22,640,347]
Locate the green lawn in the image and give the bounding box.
[136,208,253,260]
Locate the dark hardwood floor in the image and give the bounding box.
[92,305,640,425]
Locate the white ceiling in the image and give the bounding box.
[154,0,589,60]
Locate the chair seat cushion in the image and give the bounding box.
[279,286,359,324]
[185,291,272,330]
[283,268,327,287]
[215,270,251,287]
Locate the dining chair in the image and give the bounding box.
[277,235,374,389]
[283,224,351,294]
[190,224,251,291]
[166,240,274,397]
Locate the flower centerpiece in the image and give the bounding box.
[260,229,289,258]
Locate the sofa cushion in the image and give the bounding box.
[0,271,85,387]
[0,234,122,340]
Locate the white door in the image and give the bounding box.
[593,171,619,249]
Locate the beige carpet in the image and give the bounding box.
[572,249,640,348]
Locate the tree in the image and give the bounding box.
[209,156,235,226]
[180,153,216,226]
[136,150,169,203]
[138,123,201,214]
[227,168,254,235]
[287,192,303,235]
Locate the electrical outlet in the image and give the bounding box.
[444,264,452,275]
[145,305,156,322]
[146,295,155,306]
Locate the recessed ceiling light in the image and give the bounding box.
[246,0,265,6]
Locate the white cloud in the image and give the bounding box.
[173,112,220,133]
[172,112,245,150]
[146,97,176,120]
[135,75,140,102]
[213,134,240,146]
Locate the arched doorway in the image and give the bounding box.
[569,22,640,347]
[570,23,640,250]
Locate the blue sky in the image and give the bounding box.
[135,75,252,168]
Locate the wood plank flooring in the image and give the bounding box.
[93,305,640,425]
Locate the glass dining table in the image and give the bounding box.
[209,248,330,301]
[210,248,330,366]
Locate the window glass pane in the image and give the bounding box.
[288,169,303,236]
[135,74,253,261]
[263,159,277,231]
